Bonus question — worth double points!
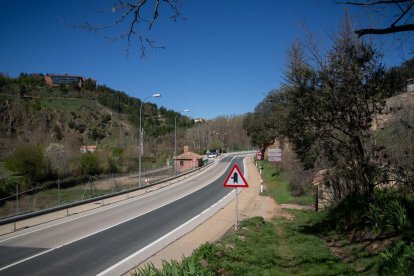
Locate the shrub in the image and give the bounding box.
[133,255,208,276]
[4,145,48,187]
[79,153,101,176]
[379,240,414,275]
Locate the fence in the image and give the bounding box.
[0,166,174,219]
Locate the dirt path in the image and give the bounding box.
[131,156,289,273]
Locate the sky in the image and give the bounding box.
[0,0,407,119]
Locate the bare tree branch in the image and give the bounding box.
[340,0,414,40]
[337,0,411,6]
[391,1,414,26]
[355,23,414,36]
[77,0,183,58]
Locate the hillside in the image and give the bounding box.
[0,73,193,166]
[0,94,135,158]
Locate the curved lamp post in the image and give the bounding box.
[174,109,190,174]
[139,93,161,187]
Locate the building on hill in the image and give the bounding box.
[405,78,414,92]
[45,74,85,88]
[80,145,97,153]
[194,118,206,123]
[173,146,203,173]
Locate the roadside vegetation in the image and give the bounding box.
[259,161,314,206]
[0,74,251,216]
[135,160,413,275]
[135,16,414,275]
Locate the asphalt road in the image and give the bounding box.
[0,155,245,275]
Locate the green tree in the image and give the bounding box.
[79,153,101,175]
[83,78,96,90]
[89,128,106,141]
[54,125,63,141]
[4,145,48,187]
[243,89,288,154]
[284,25,390,197]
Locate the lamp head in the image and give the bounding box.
[183,109,190,112]
[152,93,161,98]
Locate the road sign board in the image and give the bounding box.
[268,156,282,162]
[268,148,282,161]
[268,148,282,156]
[256,150,263,160]
[224,164,249,188]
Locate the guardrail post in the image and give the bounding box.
[16,184,19,215]
[58,179,61,206]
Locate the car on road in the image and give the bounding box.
[208,152,218,158]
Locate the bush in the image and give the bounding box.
[366,191,409,234]
[379,240,414,275]
[133,255,208,276]
[105,157,120,174]
[79,153,101,175]
[4,145,48,186]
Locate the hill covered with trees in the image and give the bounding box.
[0,74,194,194]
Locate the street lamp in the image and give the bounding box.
[139,93,161,187]
[174,109,190,174]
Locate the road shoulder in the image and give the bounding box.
[130,156,278,273]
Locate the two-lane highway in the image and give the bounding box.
[0,154,246,275]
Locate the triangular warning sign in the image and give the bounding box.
[224,164,249,188]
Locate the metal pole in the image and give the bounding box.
[138,93,161,187]
[235,187,238,231]
[174,114,177,175]
[139,98,145,188]
[173,109,189,176]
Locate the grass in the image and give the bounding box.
[136,214,359,275]
[260,160,315,206]
[38,98,95,112]
[271,210,356,275]
[134,158,392,275]
[0,162,14,179]
[0,183,130,217]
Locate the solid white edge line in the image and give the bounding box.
[0,155,245,272]
[0,155,232,244]
[96,155,248,275]
[96,189,235,276]
[0,181,221,272]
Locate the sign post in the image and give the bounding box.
[268,148,283,176]
[224,164,249,230]
[235,187,238,230]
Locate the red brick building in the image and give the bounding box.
[45,74,85,88]
[174,146,203,173]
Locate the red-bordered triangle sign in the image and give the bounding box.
[224,164,249,188]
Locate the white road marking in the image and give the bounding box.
[0,157,232,244]
[96,156,247,275]
[0,156,245,272]
[96,189,234,276]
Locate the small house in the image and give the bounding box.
[405,78,414,92]
[80,145,97,153]
[174,146,203,173]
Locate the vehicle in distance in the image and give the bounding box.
[208,152,218,158]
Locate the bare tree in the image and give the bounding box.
[185,115,251,153]
[79,0,184,58]
[340,0,414,37]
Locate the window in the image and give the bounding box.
[180,160,184,166]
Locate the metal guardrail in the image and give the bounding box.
[0,160,215,227]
